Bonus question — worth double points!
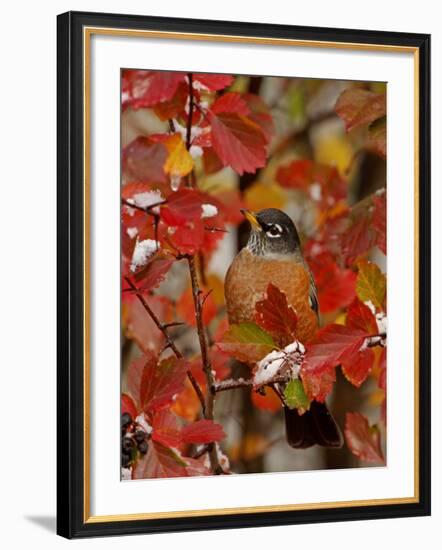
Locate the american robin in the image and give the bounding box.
[224,208,343,449]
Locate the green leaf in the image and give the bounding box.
[217,322,276,363]
[356,260,386,311]
[283,379,310,413]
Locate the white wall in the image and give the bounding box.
[0,1,439,548]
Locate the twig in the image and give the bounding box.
[186,256,223,474]
[124,276,206,415]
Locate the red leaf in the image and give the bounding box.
[341,347,375,388]
[184,456,212,476]
[123,70,185,109]
[335,88,386,132]
[133,254,175,292]
[340,213,377,267]
[123,137,168,184]
[344,412,385,463]
[121,393,138,418]
[153,81,188,120]
[307,251,356,313]
[367,117,387,159]
[168,222,205,255]
[216,322,276,364]
[211,92,250,115]
[140,356,188,413]
[123,294,171,354]
[243,93,274,143]
[194,73,234,91]
[160,189,207,226]
[255,283,298,345]
[346,297,378,334]
[133,441,188,479]
[202,147,224,175]
[276,160,346,208]
[127,352,156,410]
[181,419,225,444]
[372,191,386,255]
[301,324,368,401]
[151,410,182,448]
[209,112,267,175]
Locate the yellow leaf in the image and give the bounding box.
[356,259,386,310]
[368,388,386,407]
[163,133,194,177]
[244,181,286,211]
[314,134,354,176]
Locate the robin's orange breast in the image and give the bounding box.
[224,248,318,344]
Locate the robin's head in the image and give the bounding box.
[241,208,301,257]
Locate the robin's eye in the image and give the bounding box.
[266,224,282,238]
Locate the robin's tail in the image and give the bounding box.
[284,401,343,449]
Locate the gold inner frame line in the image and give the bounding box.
[82,26,420,524]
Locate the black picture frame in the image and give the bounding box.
[57,10,431,539]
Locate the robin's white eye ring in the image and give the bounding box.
[266,224,282,238]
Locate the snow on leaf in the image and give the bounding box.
[255,283,298,346]
[139,356,188,413]
[201,203,218,219]
[132,441,188,479]
[181,419,225,444]
[344,412,385,463]
[356,260,386,311]
[210,112,267,175]
[253,341,304,386]
[123,137,168,184]
[130,190,164,213]
[216,322,276,364]
[335,88,386,132]
[130,239,158,272]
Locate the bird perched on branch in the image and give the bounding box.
[224,207,343,449]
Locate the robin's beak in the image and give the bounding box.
[240,209,262,231]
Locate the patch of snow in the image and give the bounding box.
[170,174,181,191]
[309,182,322,201]
[201,203,218,219]
[190,144,203,159]
[121,467,132,480]
[135,413,153,435]
[364,300,376,315]
[132,190,164,214]
[254,350,287,386]
[126,227,138,239]
[375,312,387,336]
[130,239,158,272]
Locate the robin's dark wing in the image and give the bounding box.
[304,262,319,318]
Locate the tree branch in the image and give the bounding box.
[186,255,223,474]
[123,276,206,416]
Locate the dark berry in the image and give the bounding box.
[122,412,132,430]
[122,436,134,453]
[121,451,131,468]
[134,430,146,443]
[138,440,148,455]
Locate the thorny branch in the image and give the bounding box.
[124,276,206,416]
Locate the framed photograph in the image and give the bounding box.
[57,11,431,538]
